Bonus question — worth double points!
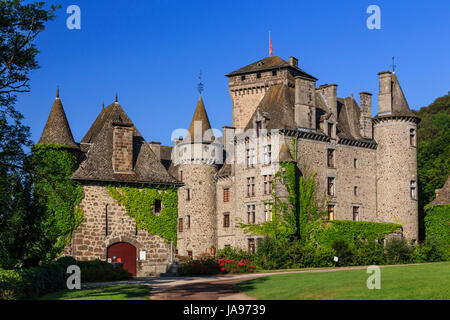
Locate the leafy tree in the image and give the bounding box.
[0,1,59,268]
[414,94,450,240]
[239,141,327,244]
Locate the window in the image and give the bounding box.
[354,186,359,197]
[154,199,162,215]
[187,250,192,257]
[410,181,417,199]
[328,123,333,138]
[187,215,191,229]
[281,168,287,184]
[247,177,255,197]
[247,204,256,224]
[223,188,230,202]
[241,75,246,81]
[263,175,273,194]
[248,238,256,254]
[352,206,360,221]
[257,72,261,79]
[328,205,335,220]
[263,144,272,165]
[223,213,230,228]
[354,158,360,169]
[179,170,183,182]
[327,149,335,168]
[410,129,416,147]
[178,218,183,232]
[246,145,256,167]
[272,70,277,76]
[186,189,191,201]
[256,121,262,137]
[327,177,335,196]
[264,202,273,222]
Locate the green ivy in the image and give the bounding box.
[424,204,450,245]
[107,185,178,244]
[311,220,402,249]
[32,144,84,261]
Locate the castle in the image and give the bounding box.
[39,56,420,276]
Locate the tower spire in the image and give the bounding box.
[56,86,59,98]
[115,93,118,103]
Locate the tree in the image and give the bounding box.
[0,1,59,268]
[414,94,450,240]
[239,141,328,244]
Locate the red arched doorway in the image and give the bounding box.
[107,242,137,276]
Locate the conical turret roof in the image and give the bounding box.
[391,73,417,118]
[187,95,213,141]
[38,89,79,149]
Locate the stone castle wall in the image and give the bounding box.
[374,118,419,240]
[177,164,217,258]
[67,182,171,276]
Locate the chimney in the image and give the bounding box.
[112,123,134,173]
[289,56,298,68]
[317,84,338,117]
[378,71,392,115]
[149,141,161,160]
[359,92,373,139]
[294,76,316,130]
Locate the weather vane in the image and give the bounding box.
[391,56,396,73]
[198,69,204,95]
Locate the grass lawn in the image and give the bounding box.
[40,285,151,300]
[235,262,450,300]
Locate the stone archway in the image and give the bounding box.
[107,242,137,276]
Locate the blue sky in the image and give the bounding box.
[18,0,450,146]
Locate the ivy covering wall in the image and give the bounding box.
[32,144,84,261]
[107,185,178,244]
[424,204,450,245]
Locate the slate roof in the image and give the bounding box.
[226,56,317,80]
[336,97,362,140]
[72,102,180,185]
[38,89,79,150]
[430,176,450,206]
[187,95,213,141]
[374,72,419,120]
[244,84,296,131]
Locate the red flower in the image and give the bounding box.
[221,267,225,271]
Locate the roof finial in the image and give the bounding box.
[102,101,105,111]
[56,85,59,98]
[115,92,118,103]
[391,56,396,73]
[198,70,204,95]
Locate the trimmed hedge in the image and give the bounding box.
[0,257,132,300]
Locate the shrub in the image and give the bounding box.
[385,238,414,264]
[331,240,353,266]
[253,237,286,270]
[352,240,386,266]
[217,246,253,261]
[178,257,221,276]
[284,242,335,268]
[0,257,132,300]
[218,257,255,274]
[411,237,449,263]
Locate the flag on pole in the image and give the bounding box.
[269,31,273,56]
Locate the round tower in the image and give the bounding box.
[174,95,221,257]
[374,71,420,241]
